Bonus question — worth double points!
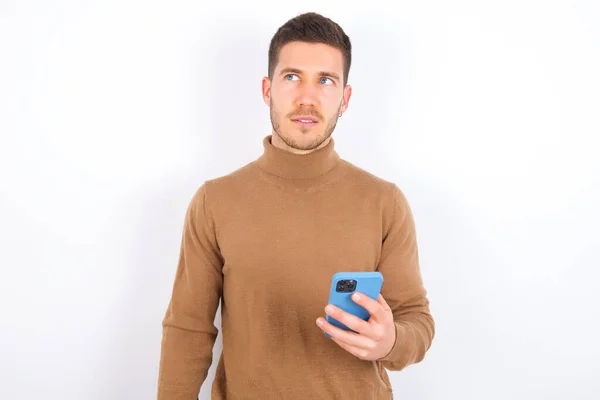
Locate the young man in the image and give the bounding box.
[157,12,435,400]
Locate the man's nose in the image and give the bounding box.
[295,83,320,107]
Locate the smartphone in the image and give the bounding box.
[324,271,383,337]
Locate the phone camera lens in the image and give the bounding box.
[336,279,357,293]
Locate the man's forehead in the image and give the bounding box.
[277,41,344,74]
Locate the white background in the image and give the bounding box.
[1,1,599,399]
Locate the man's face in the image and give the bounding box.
[262,41,352,153]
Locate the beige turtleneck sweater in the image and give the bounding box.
[157,135,435,399]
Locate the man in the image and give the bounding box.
[158,12,434,400]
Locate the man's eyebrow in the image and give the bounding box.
[279,68,341,82]
[279,67,303,76]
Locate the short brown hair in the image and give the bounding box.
[268,12,352,86]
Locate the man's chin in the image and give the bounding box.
[287,134,326,151]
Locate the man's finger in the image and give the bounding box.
[316,317,373,349]
[331,337,370,360]
[324,304,372,336]
[351,292,386,321]
[377,294,392,311]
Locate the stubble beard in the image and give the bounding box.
[270,99,342,151]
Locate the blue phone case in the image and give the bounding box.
[325,271,383,337]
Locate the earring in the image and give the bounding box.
[339,113,342,117]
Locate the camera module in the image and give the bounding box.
[336,279,357,293]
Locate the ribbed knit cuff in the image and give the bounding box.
[379,322,413,369]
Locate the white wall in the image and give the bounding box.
[1,1,599,399]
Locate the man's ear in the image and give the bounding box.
[262,76,271,107]
[340,84,352,115]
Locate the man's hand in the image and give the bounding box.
[316,292,396,361]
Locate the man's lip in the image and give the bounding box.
[291,116,318,122]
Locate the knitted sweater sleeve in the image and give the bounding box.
[377,183,435,371]
[157,183,223,399]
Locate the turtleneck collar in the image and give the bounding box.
[255,135,341,180]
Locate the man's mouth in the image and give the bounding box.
[291,116,318,126]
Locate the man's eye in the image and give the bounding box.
[285,74,299,81]
[320,77,333,84]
